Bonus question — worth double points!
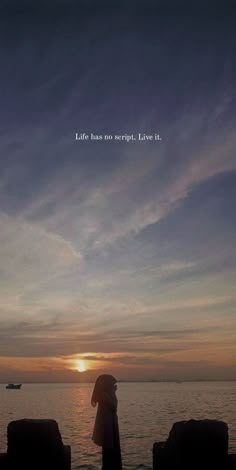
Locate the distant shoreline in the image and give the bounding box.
[1,380,236,384]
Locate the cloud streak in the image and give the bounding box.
[0,8,236,380]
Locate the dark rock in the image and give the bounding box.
[7,419,70,470]
[153,419,231,470]
[0,453,8,469]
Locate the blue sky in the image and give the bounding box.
[0,2,236,381]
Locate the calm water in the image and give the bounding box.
[0,382,236,469]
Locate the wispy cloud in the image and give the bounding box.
[0,10,236,380]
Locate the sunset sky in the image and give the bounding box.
[0,2,236,382]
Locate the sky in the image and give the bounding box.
[0,1,236,382]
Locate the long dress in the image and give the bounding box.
[92,391,122,470]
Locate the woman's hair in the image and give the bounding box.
[91,374,117,407]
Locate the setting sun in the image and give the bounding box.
[75,359,87,373]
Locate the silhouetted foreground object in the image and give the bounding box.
[153,419,236,469]
[91,374,122,470]
[0,419,70,470]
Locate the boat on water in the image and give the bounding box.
[6,384,22,389]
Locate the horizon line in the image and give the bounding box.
[1,379,236,384]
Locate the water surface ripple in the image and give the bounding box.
[0,382,235,469]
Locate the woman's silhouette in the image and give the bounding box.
[91,374,122,470]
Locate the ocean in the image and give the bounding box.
[0,381,236,469]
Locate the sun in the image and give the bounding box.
[75,359,87,373]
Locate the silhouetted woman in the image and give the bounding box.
[91,374,122,470]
